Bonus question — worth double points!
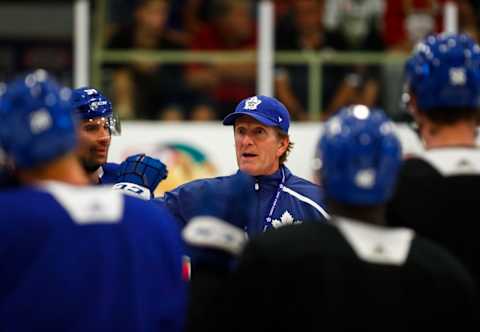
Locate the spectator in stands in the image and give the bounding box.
[185,0,257,120]
[108,0,204,120]
[275,0,384,121]
[169,0,213,46]
[322,0,384,119]
[383,1,479,50]
[456,0,480,42]
[275,0,326,121]
[383,0,442,53]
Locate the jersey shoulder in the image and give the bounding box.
[245,219,473,287]
[0,182,172,225]
[410,235,475,285]
[404,148,480,178]
[161,173,239,204]
[245,222,341,261]
[124,194,180,231]
[284,168,323,198]
[167,173,237,194]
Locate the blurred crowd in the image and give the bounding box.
[1,0,479,121]
[102,0,480,122]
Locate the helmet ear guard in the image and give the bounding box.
[318,105,403,205]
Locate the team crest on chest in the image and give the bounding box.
[271,210,302,228]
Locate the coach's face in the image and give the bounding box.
[234,116,288,176]
[76,117,111,173]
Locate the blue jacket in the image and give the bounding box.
[160,166,329,237]
[0,182,187,332]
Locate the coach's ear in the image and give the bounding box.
[276,135,289,158]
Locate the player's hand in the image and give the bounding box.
[113,153,168,199]
[182,171,255,271]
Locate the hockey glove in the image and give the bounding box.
[113,153,168,200]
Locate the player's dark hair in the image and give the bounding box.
[421,107,479,125]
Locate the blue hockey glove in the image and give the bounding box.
[182,171,255,271]
[113,153,168,200]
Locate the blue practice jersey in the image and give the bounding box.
[0,182,187,332]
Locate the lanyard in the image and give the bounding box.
[265,166,285,225]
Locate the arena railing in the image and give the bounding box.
[92,0,409,120]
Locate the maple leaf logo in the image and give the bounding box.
[271,210,302,229]
[244,96,262,110]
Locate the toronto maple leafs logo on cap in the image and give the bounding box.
[223,95,291,133]
[244,96,262,110]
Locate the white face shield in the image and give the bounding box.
[107,113,122,136]
[83,114,121,137]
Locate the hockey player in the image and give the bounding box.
[72,87,167,199]
[160,95,329,237]
[184,105,478,331]
[0,70,187,331]
[72,86,120,183]
[387,33,480,289]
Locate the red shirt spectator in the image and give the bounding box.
[186,0,257,119]
[383,0,447,51]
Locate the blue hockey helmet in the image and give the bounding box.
[404,33,480,112]
[0,69,77,169]
[318,105,402,205]
[71,87,121,135]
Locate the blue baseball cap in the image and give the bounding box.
[223,95,290,133]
